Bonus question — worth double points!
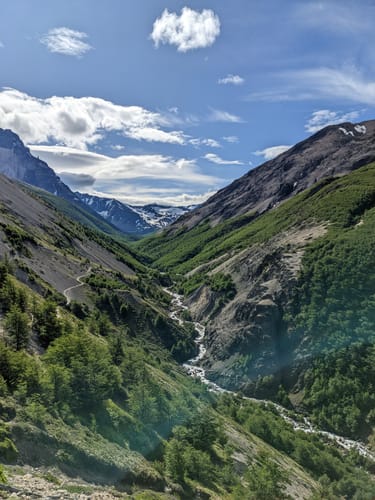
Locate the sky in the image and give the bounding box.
[1,0,375,206]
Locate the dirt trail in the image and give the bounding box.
[63,267,92,305]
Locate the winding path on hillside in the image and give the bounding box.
[63,267,92,305]
[164,287,375,462]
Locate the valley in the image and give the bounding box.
[0,123,374,498]
[3,2,375,497]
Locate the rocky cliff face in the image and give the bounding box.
[0,129,77,202]
[187,223,327,392]
[170,120,375,232]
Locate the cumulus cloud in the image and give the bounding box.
[204,153,243,165]
[29,145,222,205]
[218,74,244,85]
[0,88,187,149]
[223,135,239,143]
[190,138,221,148]
[151,7,220,52]
[305,109,361,133]
[254,145,291,161]
[208,109,243,123]
[40,27,92,57]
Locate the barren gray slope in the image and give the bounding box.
[170,120,375,232]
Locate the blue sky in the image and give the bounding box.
[1,0,375,205]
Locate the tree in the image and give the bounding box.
[187,410,220,451]
[45,332,121,409]
[165,438,185,482]
[5,306,30,351]
[234,452,290,500]
[183,445,214,483]
[35,301,63,347]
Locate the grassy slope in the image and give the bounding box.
[138,163,375,275]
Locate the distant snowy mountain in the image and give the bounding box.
[132,204,195,229]
[76,193,194,235]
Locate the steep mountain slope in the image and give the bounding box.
[0,175,338,499]
[0,129,77,202]
[169,120,375,232]
[139,137,375,448]
[0,174,197,358]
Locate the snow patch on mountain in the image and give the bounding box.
[76,193,195,235]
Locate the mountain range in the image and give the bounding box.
[0,128,193,236]
[75,192,193,235]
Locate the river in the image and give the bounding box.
[164,287,375,462]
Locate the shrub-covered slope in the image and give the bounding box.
[0,174,373,498]
[138,162,375,448]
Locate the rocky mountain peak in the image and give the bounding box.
[169,120,375,232]
[0,128,76,202]
[0,128,25,150]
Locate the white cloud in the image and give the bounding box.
[254,145,291,161]
[190,138,221,148]
[209,108,243,123]
[305,109,361,133]
[29,145,222,205]
[204,153,243,165]
[248,67,375,105]
[218,74,244,85]
[0,88,187,149]
[111,144,125,151]
[40,27,92,57]
[151,7,220,52]
[126,127,186,144]
[223,135,239,143]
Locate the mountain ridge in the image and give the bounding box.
[169,120,375,232]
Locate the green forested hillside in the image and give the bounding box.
[138,163,375,447]
[0,173,374,498]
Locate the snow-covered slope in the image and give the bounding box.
[76,193,194,235]
[132,204,195,229]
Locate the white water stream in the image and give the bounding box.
[165,288,375,461]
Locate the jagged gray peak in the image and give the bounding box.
[0,128,76,202]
